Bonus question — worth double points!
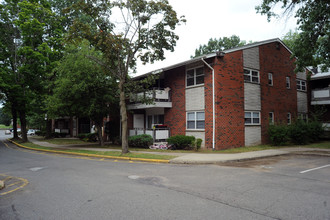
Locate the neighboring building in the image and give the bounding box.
[127,38,309,150]
[52,117,92,137]
[310,66,330,137]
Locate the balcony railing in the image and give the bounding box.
[127,88,172,110]
[311,88,330,105]
[129,128,170,142]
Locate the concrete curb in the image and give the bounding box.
[8,140,170,164]
[0,180,4,190]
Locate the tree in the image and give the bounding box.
[192,35,247,58]
[47,40,118,146]
[281,29,300,51]
[0,0,63,141]
[0,108,12,126]
[66,0,185,153]
[256,0,330,71]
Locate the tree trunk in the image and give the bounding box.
[119,79,129,154]
[95,122,104,147]
[11,103,18,139]
[45,119,52,139]
[19,110,27,142]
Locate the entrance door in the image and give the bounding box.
[133,114,144,129]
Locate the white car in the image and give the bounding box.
[27,129,36,135]
[5,130,11,135]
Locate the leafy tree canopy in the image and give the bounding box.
[256,0,330,71]
[65,0,185,153]
[47,40,118,146]
[192,35,247,58]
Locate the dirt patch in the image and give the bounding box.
[218,155,293,168]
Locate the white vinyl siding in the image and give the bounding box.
[245,127,261,146]
[243,47,260,70]
[244,83,261,111]
[186,86,204,111]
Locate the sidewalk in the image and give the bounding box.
[27,138,330,164]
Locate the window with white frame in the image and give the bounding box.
[296,79,306,91]
[287,112,291,124]
[245,111,260,125]
[186,67,204,87]
[187,112,205,129]
[244,69,259,83]
[269,112,274,124]
[268,73,273,86]
[286,77,290,89]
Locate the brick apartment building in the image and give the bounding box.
[127,38,309,150]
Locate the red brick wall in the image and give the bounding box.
[259,42,298,143]
[164,66,186,136]
[209,51,245,149]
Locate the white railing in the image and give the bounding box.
[312,88,330,100]
[55,128,69,134]
[130,88,171,103]
[129,128,170,141]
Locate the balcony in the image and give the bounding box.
[311,88,330,105]
[127,88,172,110]
[129,128,170,142]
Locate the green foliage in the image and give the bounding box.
[78,133,98,142]
[256,0,330,71]
[268,124,290,146]
[307,120,324,142]
[192,35,247,58]
[167,135,195,150]
[65,0,185,153]
[289,120,310,145]
[0,108,11,126]
[269,119,325,146]
[35,130,46,136]
[191,138,203,151]
[128,134,153,149]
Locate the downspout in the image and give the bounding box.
[201,58,215,151]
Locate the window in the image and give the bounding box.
[268,73,273,86]
[186,67,204,87]
[245,111,260,125]
[244,69,259,83]
[296,80,306,91]
[287,112,291,125]
[269,112,274,124]
[147,115,164,128]
[286,77,290,89]
[187,112,205,129]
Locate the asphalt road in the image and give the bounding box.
[0,131,330,220]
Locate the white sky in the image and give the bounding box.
[135,0,298,75]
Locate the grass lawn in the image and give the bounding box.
[26,137,330,155]
[20,142,176,160]
[0,124,11,129]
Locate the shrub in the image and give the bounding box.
[268,124,290,146]
[35,130,46,136]
[78,133,98,142]
[289,120,310,145]
[192,138,203,151]
[128,134,153,148]
[167,135,195,150]
[308,120,324,142]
